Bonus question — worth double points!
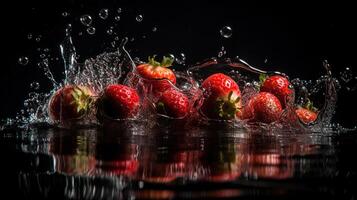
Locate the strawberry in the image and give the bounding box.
[136,56,176,94]
[156,88,190,118]
[242,92,283,123]
[48,85,94,122]
[260,75,293,108]
[200,73,242,120]
[96,84,140,120]
[295,100,318,124]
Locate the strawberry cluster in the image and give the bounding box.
[47,56,317,126]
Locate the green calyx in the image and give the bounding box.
[216,91,240,120]
[303,98,318,112]
[148,55,174,68]
[156,101,167,115]
[71,87,94,114]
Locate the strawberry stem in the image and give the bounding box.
[147,55,174,68]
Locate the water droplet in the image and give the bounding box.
[130,37,135,42]
[114,16,121,21]
[218,46,226,58]
[117,8,122,13]
[111,41,116,47]
[35,36,41,42]
[87,27,96,35]
[44,48,49,52]
[168,54,175,61]
[142,35,146,39]
[30,82,40,90]
[175,53,186,65]
[107,28,113,35]
[114,36,120,41]
[62,12,69,17]
[99,8,109,19]
[78,32,83,36]
[18,57,29,66]
[264,58,268,64]
[80,15,92,26]
[152,27,157,32]
[220,26,232,38]
[27,33,33,40]
[136,15,143,22]
[40,54,46,58]
[340,67,353,83]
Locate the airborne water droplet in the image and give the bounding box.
[218,46,226,58]
[99,9,109,19]
[35,36,41,42]
[40,54,46,58]
[62,12,69,17]
[27,33,33,40]
[117,8,122,13]
[114,16,121,21]
[18,57,29,66]
[136,15,143,22]
[30,82,40,90]
[152,27,157,32]
[87,27,96,35]
[220,26,232,38]
[340,67,353,83]
[80,15,93,26]
[107,28,113,35]
[175,53,186,65]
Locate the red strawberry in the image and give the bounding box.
[242,92,283,123]
[96,84,140,120]
[295,100,318,124]
[156,88,190,118]
[260,75,293,108]
[136,56,176,94]
[48,85,94,122]
[200,73,242,120]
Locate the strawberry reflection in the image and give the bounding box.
[49,129,97,175]
[94,122,140,177]
[139,132,203,183]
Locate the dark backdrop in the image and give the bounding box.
[1,0,356,127]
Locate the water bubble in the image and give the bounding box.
[30,82,40,90]
[264,58,268,64]
[168,54,175,61]
[340,67,353,83]
[220,26,232,38]
[80,15,92,26]
[218,46,226,58]
[62,12,69,17]
[152,27,157,32]
[111,41,116,48]
[136,14,143,22]
[87,27,96,35]
[99,9,109,19]
[107,28,113,35]
[27,33,33,40]
[18,57,29,66]
[114,16,121,21]
[117,8,122,13]
[175,53,186,65]
[35,36,41,42]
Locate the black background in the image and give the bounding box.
[1,0,356,127]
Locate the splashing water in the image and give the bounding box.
[1,10,354,134]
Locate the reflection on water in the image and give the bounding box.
[0,124,356,199]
